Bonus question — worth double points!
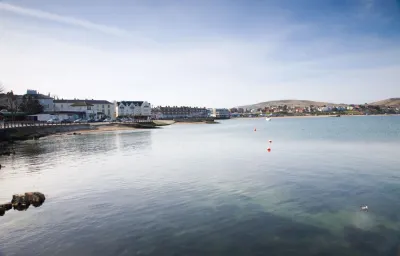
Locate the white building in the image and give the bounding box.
[115,101,151,119]
[210,108,230,119]
[53,99,115,120]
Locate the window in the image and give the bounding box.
[61,104,63,108]
[102,105,104,108]
[108,105,110,108]
[87,106,91,110]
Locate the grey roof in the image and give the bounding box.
[30,94,53,99]
[70,102,94,107]
[54,99,112,104]
[117,101,144,106]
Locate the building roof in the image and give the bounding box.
[54,99,112,104]
[23,93,53,100]
[35,94,53,99]
[55,111,86,114]
[70,102,94,107]
[117,101,144,106]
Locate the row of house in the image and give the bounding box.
[151,106,209,119]
[14,90,152,121]
[2,89,234,121]
[230,103,399,116]
[151,106,231,119]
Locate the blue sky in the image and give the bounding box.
[0,0,399,107]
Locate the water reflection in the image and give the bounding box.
[1,130,152,177]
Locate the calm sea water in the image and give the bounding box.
[0,116,400,256]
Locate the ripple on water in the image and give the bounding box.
[0,117,400,255]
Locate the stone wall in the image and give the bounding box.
[0,124,91,141]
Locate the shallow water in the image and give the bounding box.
[0,116,400,256]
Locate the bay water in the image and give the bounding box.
[0,116,399,256]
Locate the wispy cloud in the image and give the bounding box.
[0,1,398,106]
[0,2,129,36]
[363,0,374,10]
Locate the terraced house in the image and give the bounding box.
[53,99,115,120]
[115,101,151,119]
[152,106,209,119]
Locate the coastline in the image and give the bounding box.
[174,121,219,124]
[39,114,400,138]
[233,114,399,120]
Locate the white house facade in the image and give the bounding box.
[210,108,230,119]
[53,99,115,120]
[115,101,151,119]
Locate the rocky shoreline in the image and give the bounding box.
[0,192,46,216]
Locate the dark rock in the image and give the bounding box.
[13,204,30,211]
[11,194,30,209]
[0,207,5,216]
[25,192,45,207]
[0,202,12,211]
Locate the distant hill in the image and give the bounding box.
[369,98,400,107]
[237,100,342,109]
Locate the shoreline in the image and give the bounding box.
[38,114,400,138]
[233,114,399,120]
[174,121,219,124]
[53,124,142,136]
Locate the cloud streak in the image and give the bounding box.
[0,2,129,36]
[0,1,398,106]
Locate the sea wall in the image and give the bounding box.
[0,124,91,141]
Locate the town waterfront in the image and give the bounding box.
[0,116,400,256]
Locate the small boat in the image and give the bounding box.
[266,118,271,121]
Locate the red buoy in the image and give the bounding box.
[254,128,257,132]
[269,140,272,143]
[267,147,271,152]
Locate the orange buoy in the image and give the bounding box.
[267,147,271,152]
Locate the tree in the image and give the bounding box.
[6,91,18,121]
[19,95,44,114]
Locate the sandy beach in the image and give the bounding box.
[79,125,138,133]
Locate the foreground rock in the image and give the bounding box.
[25,192,46,207]
[0,202,12,211]
[0,192,46,215]
[11,192,46,210]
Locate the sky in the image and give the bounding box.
[0,0,399,107]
